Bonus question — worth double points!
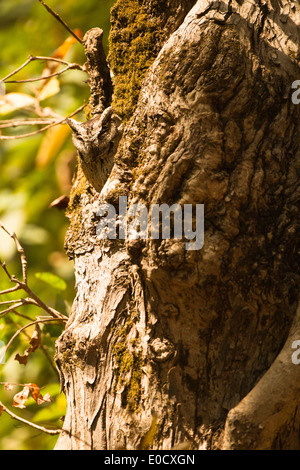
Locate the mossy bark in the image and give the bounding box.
[55,0,300,450]
[108,0,197,120]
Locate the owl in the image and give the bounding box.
[66,107,123,192]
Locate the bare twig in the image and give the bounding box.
[38,0,83,44]
[0,56,33,82]
[0,55,75,82]
[0,223,27,283]
[0,298,63,320]
[0,400,61,435]
[3,313,59,375]
[0,382,26,387]
[11,309,35,322]
[0,102,87,140]
[18,287,66,321]
[0,285,20,296]
[39,343,60,377]
[0,260,13,281]
[0,299,24,305]
[3,63,84,84]
[0,224,67,321]
[0,119,56,129]
[0,224,27,283]
[0,302,27,319]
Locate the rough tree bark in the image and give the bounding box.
[55,0,300,450]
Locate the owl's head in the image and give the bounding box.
[66,107,123,163]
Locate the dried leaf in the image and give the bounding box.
[14,352,30,365]
[28,383,52,405]
[0,405,4,416]
[4,383,13,391]
[38,77,60,102]
[41,393,52,403]
[15,325,41,365]
[12,383,52,409]
[29,325,42,350]
[13,385,30,409]
[0,93,36,115]
[51,30,83,60]
[35,124,71,168]
[38,30,83,85]
[29,383,42,402]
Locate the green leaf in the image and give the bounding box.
[35,272,67,291]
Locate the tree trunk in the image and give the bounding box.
[55,0,300,450]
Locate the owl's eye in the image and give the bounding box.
[75,134,84,143]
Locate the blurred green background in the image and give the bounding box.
[0,0,115,450]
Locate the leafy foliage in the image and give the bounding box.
[0,0,116,450]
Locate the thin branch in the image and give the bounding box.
[0,225,67,321]
[0,299,26,306]
[5,312,62,376]
[0,57,33,82]
[15,288,66,321]
[31,56,74,66]
[0,382,26,387]
[0,400,61,435]
[1,318,64,365]
[38,0,83,44]
[0,102,87,140]
[0,260,13,281]
[4,63,84,84]
[0,297,63,320]
[11,309,35,322]
[0,55,77,82]
[0,119,56,129]
[0,288,66,322]
[0,223,27,283]
[0,301,30,319]
[39,344,60,377]
[0,285,20,296]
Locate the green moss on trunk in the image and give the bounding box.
[108,0,163,120]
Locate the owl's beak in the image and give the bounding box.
[66,118,83,133]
